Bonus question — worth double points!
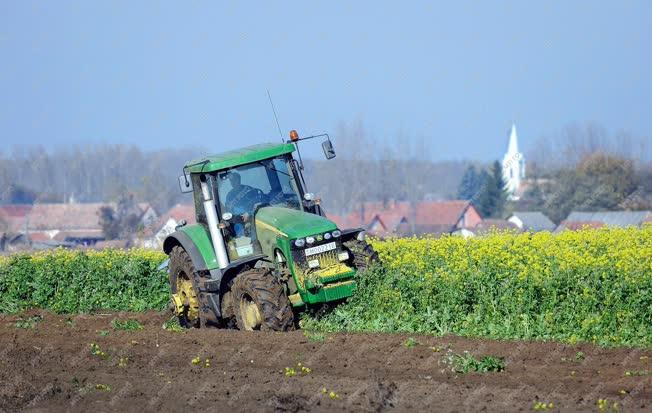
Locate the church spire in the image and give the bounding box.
[502,122,525,200]
[507,123,518,154]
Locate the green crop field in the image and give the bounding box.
[1,226,651,346]
[0,249,168,314]
[304,226,652,347]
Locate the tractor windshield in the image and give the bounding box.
[216,156,302,258]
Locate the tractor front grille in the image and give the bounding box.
[291,241,354,289]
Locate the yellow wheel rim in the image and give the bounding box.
[240,294,262,330]
[173,275,199,323]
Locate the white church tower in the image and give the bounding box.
[502,123,525,199]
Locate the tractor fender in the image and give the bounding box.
[340,228,366,242]
[216,254,269,293]
[163,231,209,271]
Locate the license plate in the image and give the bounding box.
[304,241,336,257]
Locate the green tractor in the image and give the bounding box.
[163,131,377,331]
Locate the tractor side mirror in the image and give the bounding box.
[178,175,193,193]
[322,140,336,160]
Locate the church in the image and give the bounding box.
[502,124,525,200]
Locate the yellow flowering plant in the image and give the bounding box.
[304,226,652,347]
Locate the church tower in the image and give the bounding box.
[502,123,525,199]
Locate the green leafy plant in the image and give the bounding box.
[444,350,505,374]
[624,370,648,377]
[403,337,419,348]
[533,401,554,411]
[89,342,109,359]
[111,318,143,331]
[303,330,326,342]
[0,248,168,314]
[162,317,185,332]
[95,383,111,392]
[14,315,42,329]
[597,398,619,412]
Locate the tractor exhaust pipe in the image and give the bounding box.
[200,175,229,269]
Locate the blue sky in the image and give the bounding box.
[1,1,650,160]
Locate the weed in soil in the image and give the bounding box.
[597,398,619,412]
[162,316,184,332]
[303,330,326,342]
[624,370,648,377]
[111,318,143,331]
[533,401,554,410]
[403,337,419,348]
[14,315,42,329]
[89,343,109,359]
[443,350,505,374]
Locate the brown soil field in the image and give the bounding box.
[0,311,650,413]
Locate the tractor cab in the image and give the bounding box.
[215,154,304,260]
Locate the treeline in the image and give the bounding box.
[0,124,471,214]
[0,145,202,213]
[1,121,648,222]
[456,122,652,222]
[305,119,470,213]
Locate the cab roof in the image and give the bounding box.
[185,142,295,173]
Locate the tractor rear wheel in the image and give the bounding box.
[344,239,379,272]
[231,268,294,331]
[168,246,200,328]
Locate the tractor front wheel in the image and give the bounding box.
[231,268,294,331]
[168,246,200,328]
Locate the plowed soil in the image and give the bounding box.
[0,311,650,412]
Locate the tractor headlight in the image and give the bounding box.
[323,232,331,240]
[294,238,305,247]
[332,230,341,238]
[306,236,315,245]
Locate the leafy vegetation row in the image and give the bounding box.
[304,226,652,347]
[2,227,651,346]
[0,249,168,314]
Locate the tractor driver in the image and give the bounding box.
[225,172,259,236]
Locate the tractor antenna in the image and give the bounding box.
[267,90,284,142]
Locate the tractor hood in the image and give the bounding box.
[255,207,337,239]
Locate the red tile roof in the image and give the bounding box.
[2,202,152,234]
[26,203,107,231]
[474,219,519,233]
[0,205,33,232]
[162,204,196,224]
[415,201,473,226]
[143,204,197,237]
[327,200,478,236]
[27,231,52,242]
[556,220,605,232]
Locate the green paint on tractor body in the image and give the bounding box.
[168,138,368,317]
[177,224,218,269]
[185,143,296,174]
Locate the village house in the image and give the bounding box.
[138,203,196,249]
[507,211,556,232]
[328,200,483,238]
[556,210,652,232]
[0,202,158,248]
